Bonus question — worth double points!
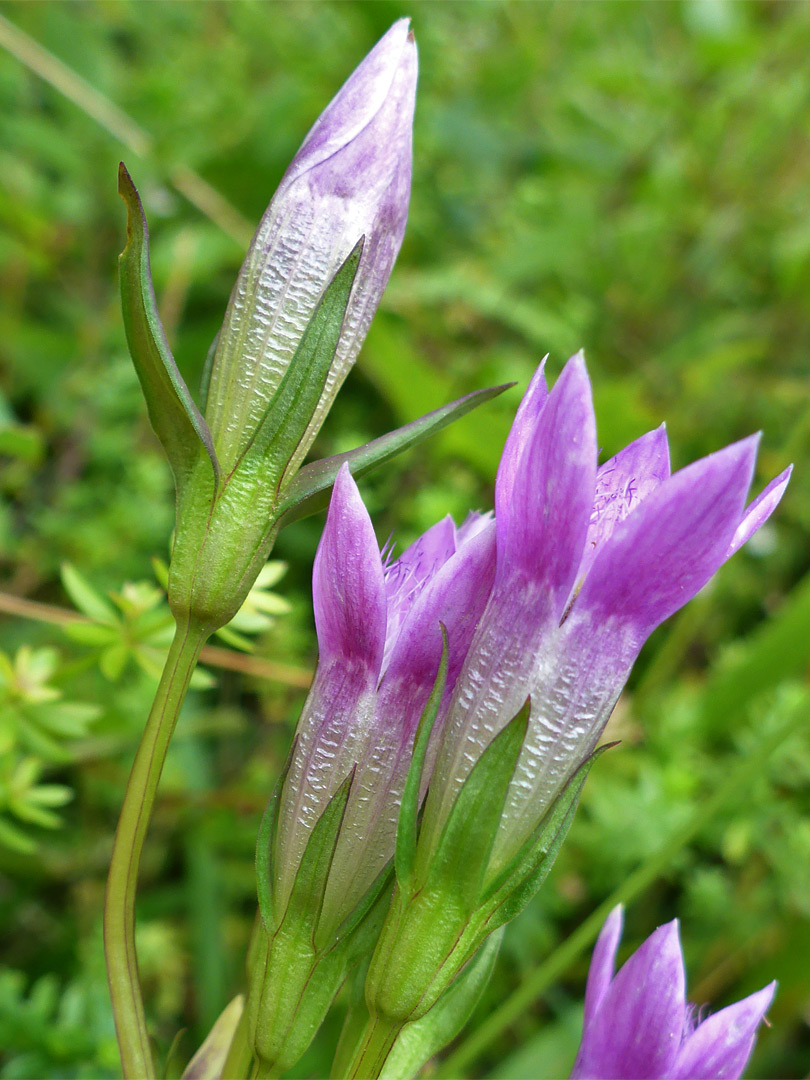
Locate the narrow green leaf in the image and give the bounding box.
[395,626,449,891]
[422,700,530,908]
[61,563,118,624]
[380,927,505,1080]
[242,238,364,484]
[275,383,513,527]
[118,163,220,491]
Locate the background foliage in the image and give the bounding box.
[1,1,809,1077]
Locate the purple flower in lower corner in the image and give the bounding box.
[571,906,776,1080]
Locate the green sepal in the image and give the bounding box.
[249,865,393,1074]
[274,769,354,932]
[275,383,513,527]
[380,926,504,1080]
[395,625,449,891]
[255,735,296,932]
[198,331,219,415]
[479,745,610,925]
[117,163,220,492]
[418,699,531,907]
[314,858,392,954]
[243,238,364,485]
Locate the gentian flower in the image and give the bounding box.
[248,465,496,1072]
[571,906,776,1080]
[362,353,789,1040]
[423,352,791,875]
[203,18,418,477]
[274,464,496,937]
[120,20,425,635]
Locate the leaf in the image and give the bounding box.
[60,564,118,624]
[242,238,364,485]
[420,700,530,909]
[118,163,220,492]
[395,626,448,891]
[275,383,512,527]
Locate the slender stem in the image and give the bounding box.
[104,619,208,1079]
[344,1014,402,1080]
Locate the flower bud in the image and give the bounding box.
[119,22,421,637]
[203,18,417,477]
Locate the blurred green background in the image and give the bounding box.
[1,1,809,1077]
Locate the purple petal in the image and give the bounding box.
[499,352,597,620]
[575,435,759,640]
[382,519,498,729]
[455,509,494,547]
[280,21,414,189]
[572,920,686,1079]
[495,359,549,523]
[726,466,792,559]
[584,906,624,1022]
[671,982,776,1080]
[383,515,457,670]
[205,20,417,472]
[313,464,386,674]
[578,425,670,582]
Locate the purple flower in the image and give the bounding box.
[571,906,776,1079]
[273,464,496,935]
[424,353,790,874]
[204,20,417,472]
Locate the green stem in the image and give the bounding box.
[344,1015,402,1080]
[103,619,208,1079]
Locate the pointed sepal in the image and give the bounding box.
[481,745,608,925]
[117,163,220,492]
[417,699,530,907]
[275,383,514,527]
[255,735,296,932]
[274,767,354,932]
[243,238,364,487]
[395,625,449,890]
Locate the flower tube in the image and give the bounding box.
[247,465,496,1073]
[571,906,775,1080]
